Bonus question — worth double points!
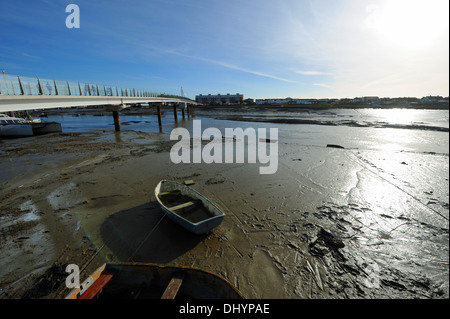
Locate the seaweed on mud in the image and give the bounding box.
[21,263,68,299]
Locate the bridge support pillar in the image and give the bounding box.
[173,103,178,122]
[156,104,162,128]
[112,110,121,131]
[181,104,186,119]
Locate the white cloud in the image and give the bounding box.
[313,83,333,89]
[208,60,297,83]
[139,43,298,84]
[293,70,333,76]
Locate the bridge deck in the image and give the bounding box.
[0,73,195,112]
[0,95,195,112]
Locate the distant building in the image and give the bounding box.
[255,99,266,105]
[363,96,379,103]
[195,93,244,105]
[255,98,317,105]
[421,96,444,103]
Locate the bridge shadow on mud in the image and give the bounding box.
[100,201,205,264]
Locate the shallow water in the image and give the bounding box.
[39,108,449,154]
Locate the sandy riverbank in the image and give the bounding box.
[0,126,448,299]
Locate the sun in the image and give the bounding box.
[365,0,448,50]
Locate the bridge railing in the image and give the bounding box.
[0,73,188,101]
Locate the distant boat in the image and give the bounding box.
[27,118,42,124]
[0,114,33,137]
[0,114,62,137]
[31,121,62,135]
[66,262,243,299]
[155,180,225,235]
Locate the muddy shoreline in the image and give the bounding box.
[209,115,449,133]
[0,124,448,299]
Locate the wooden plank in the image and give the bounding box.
[159,190,181,197]
[78,269,115,299]
[161,272,185,299]
[168,201,196,211]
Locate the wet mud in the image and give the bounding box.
[0,124,448,299]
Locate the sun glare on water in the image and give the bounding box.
[365,0,449,50]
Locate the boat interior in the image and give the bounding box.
[158,190,214,223]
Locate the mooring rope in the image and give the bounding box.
[127,212,167,262]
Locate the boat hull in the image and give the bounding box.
[66,262,243,299]
[155,180,225,235]
[0,124,33,137]
[32,121,62,135]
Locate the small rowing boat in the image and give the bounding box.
[154,180,225,235]
[66,262,243,299]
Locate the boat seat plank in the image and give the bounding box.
[158,190,181,197]
[161,272,185,299]
[168,201,198,211]
[79,269,115,299]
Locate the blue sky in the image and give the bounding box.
[0,0,448,99]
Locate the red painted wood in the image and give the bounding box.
[79,270,115,299]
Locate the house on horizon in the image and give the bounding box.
[195,93,244,105]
